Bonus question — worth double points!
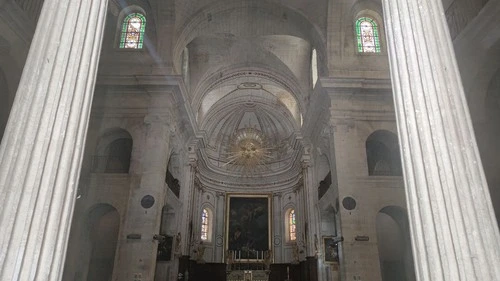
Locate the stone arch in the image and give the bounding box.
[376,206,415,281]
[94,128,133,173]
[86,204,120,281]
[172,0,327,76]
[366,130,402,176]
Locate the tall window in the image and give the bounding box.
[289,209,296,241]
[355,17,381,53]
[120,13,146,49]
[201,208,209,241]
[311,49,318,88]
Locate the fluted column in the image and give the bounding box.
[382,0,500,280]
[0,0,108,280]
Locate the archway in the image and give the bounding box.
[87,204,120,281]
[376,206,415,281]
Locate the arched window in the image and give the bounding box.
[285,208,297,242]
[289,209,296,241]
[120,13,146,49]
[311,49,318,88]
[356,17,381,53]
[201,208,211,241]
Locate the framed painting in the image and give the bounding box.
[323,236,339,264]
[225,193,272,260]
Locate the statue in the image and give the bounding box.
[195,241,205,263]
[174,232,182,257]
[314,234,319,257]
[226,250,233,271]
[264,250,272,270]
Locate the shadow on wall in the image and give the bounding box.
[0,68,11,143]
[476,68,500,226]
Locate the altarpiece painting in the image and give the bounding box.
[225,194,272,260]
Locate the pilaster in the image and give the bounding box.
[273,192,283,262]
[214,191,225,262]
[301,147,321,258]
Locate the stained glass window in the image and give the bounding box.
[289,209,296,241]
[356,17,381,53]
[120,13,146,49]
[201,208,209,241]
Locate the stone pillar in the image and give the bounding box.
[114,114,171,281]
[215,191,225,262]
[302,149,321,258]
[190,179,204,258]
[295,182,306,261]
[273,192,283,262]
[0,0,107,280]
[179,151,197,256]
[381,0,500,279]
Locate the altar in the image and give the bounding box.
[226,250,271,281]
[227,270,269,281]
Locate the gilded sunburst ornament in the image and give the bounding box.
[223,128,274,173]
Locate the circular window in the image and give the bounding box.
[342,196,357,210]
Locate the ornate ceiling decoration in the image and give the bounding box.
[223,127,274,175]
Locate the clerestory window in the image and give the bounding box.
[355,17,381,53]
[120,13,146,49]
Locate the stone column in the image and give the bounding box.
[190,179,204,258]
[302,150,321,258]
[215,191,225,262]
[0,1,107,280]
[272,192,283,262]
[381,0,500,280]
[295,182,306,261]
[179,152,197,256]
[114,114,171,281]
